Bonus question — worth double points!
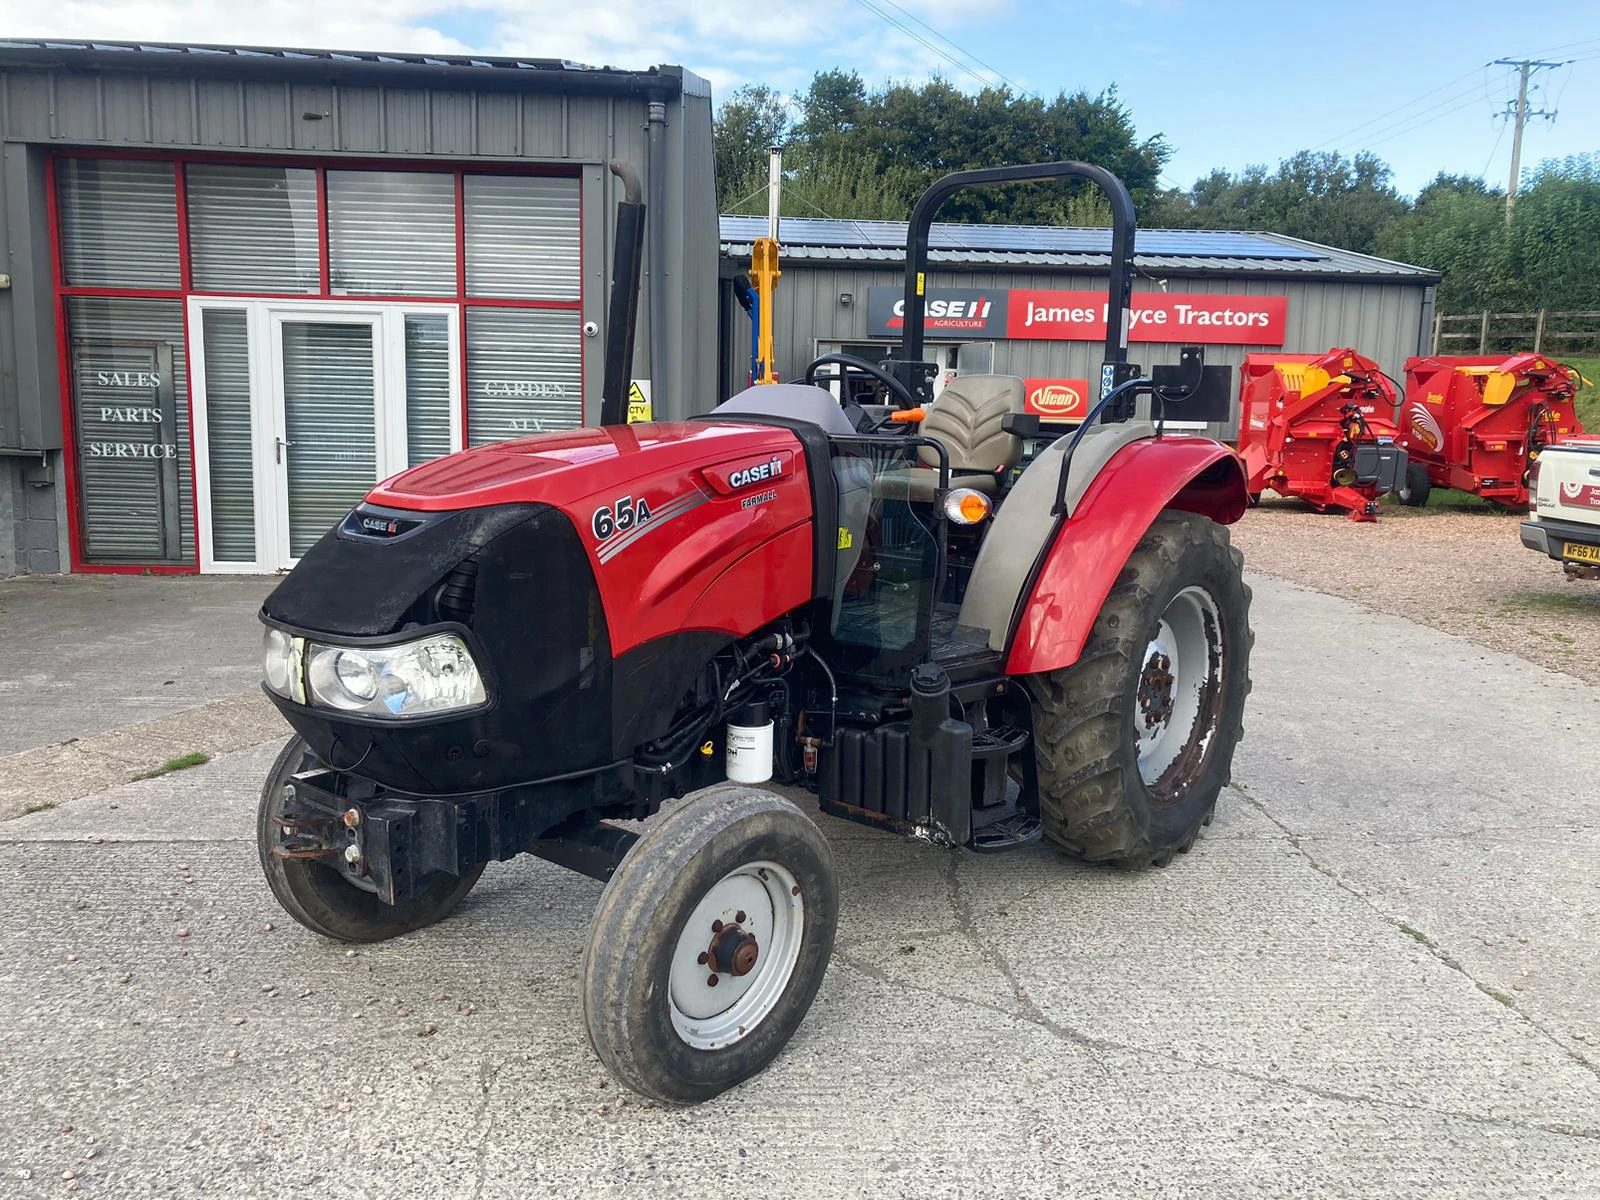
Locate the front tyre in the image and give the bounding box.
[1023,511,1253,868]
[581,786,838,1104]
[257,737,484,943]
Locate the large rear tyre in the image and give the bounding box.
[257,737,484,943]
[1397,462,1431,507]
[1022,511,1253,868]
[581,785,838,1105]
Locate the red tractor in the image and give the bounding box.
[1237,349,1408,521]
[254,163,1254,1104]
[1396,353,1585,508]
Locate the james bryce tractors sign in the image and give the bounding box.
[867,287,1287,345]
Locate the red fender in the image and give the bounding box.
[1004,437,1248,676]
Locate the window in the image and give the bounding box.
[57,159,180,289]
[465,174,580,301]
[466,308,582,445]
[187,164,319,294]
[65,297,192,565]
[328,170,456,296]
[405,314,453,466]
[199,308,256,561]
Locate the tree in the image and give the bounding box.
[1149,151,1406,254]
[714,85,790,212]
[713,71,1170,225]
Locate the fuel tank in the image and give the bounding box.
[260,420,820,796]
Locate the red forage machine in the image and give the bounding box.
[1396,354,1585,508]
[1237,348,1408,521]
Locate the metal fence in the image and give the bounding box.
[1433,310,1600,357]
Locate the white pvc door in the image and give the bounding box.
[190,299,460,572]
[270,312,385,562]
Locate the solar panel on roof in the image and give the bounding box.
[718,216,1323,261]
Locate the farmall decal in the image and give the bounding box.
[1407,401,1445,453]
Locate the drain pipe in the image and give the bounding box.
[645,89,669,418]
[600,159,645,426]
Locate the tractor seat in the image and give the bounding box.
[875,375,1025,502]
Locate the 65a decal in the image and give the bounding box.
[591,488,709,564]
[591,494,653,540]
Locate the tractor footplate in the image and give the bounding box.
[968,811,1043,854]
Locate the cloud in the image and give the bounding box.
[2,0,1015,99]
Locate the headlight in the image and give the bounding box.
[262,627,304,703]
[304,633,486,719]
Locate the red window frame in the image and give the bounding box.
[47,148,586,574]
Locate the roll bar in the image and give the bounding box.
[888,162,1140,416]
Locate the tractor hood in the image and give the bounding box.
[367,421,775,512]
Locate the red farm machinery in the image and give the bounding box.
[1237,348,1408,521]
[1395,354,1586,508]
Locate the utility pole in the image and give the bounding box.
[1494,58,1563,224]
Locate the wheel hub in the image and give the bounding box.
[668,861,804,1051]
[1133,585,1226,791]
[707,923,760,977]
[1138,647,1176,730]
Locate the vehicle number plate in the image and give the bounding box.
[1563,542,1600,564]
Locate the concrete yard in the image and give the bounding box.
[1,572,1597,1197]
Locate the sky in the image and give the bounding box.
[8,0,1598,196]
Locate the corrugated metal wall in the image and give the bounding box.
[0,64,719,453]
[722,264,1433,439]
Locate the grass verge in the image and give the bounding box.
[132,751,211,782]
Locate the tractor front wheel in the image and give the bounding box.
[257,737,484,943]
[581,785,838,1104]
[1023,511,1252,868]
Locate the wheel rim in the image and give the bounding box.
[1134,585,1226,793]
[668,860,804,1051]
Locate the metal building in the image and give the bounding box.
[0,40,717,576]
[718,217,1440,434]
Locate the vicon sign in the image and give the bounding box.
[1024,378,1090,421]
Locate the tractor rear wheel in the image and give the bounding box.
[581,785,838,1104]
[257,737,484,943]
[1022,511,1252,868]
[1397,462,1432,507]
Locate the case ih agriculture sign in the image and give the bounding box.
[868,287,1287,345]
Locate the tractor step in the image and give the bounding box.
[968,811,1043,853]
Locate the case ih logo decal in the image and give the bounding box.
[702,450,796,497]
[592,491,708,564]
[866,288,1007,336]
[361,516,403,536]
[728,456,785,489]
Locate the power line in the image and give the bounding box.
[1326,67,1516,153]
[862,0,1025,94]
[1359,87,1506,152]
[847,0,998,92]
[1314,64,1490,150]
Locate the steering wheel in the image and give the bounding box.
[804,352,920,411]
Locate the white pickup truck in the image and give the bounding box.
[1522,438,1600,578]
